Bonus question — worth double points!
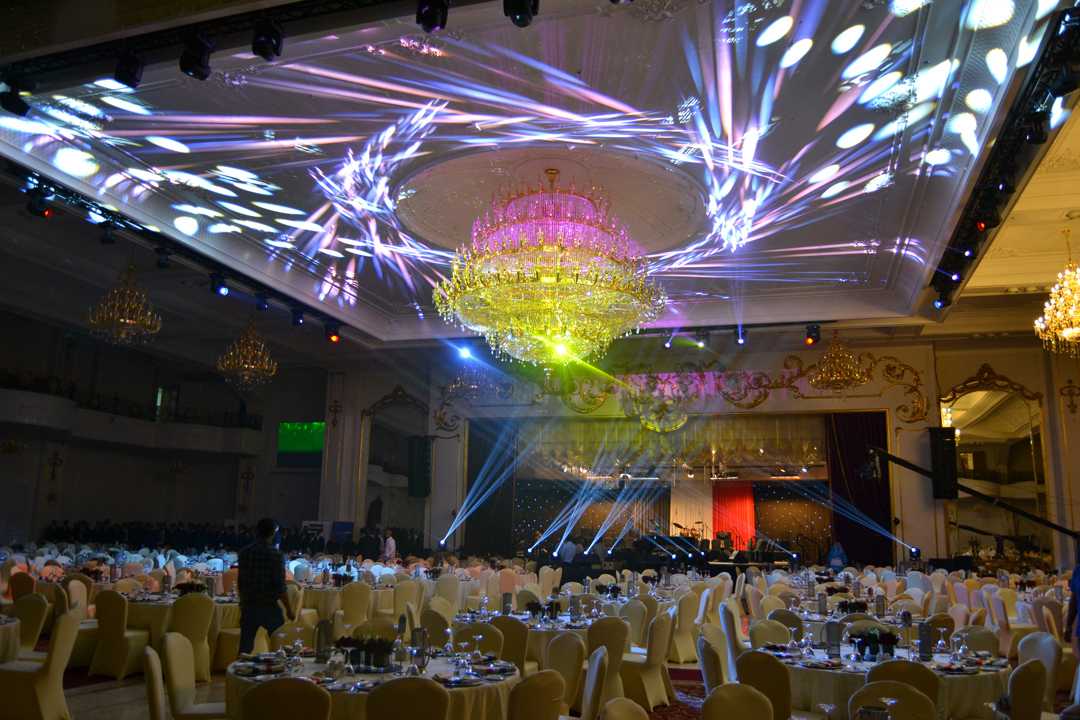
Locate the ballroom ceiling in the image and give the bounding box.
[0,0,1067,343]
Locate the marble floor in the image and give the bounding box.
[67,674,225,720]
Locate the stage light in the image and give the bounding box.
[804,323,820,346]
[975,220,988,233]
[25,187,52,218]
[670,553,676,560]
[115,49,144,89]
[100,222,116,244]
[325,321,341,343]
[694,331,707,349]
[699,551,705,557]
[552,551,557,557]
[933,293,951,310]
[155,246,171,269]
[525,548,531,554]
[180,32,214,81]
[291,307,305,326]
[417,0,449,33]
[910,546,921,560]
[663,340,672,349]
[961,247,974,258]
[735,328,747,345]
[458,346,472,359]
[791,552,799,560]
[554,342,568,356]
[949,271,961,282]
[438,539,447,547]
[255,293,270,312]
[504,0,539,27]
[252,18,284,61]
[607,550,613,555]
[800,465,809,473]
[210,273,229,296]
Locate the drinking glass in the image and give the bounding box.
[935,628,949,655]
[817,703,836,718]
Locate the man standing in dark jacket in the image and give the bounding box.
[238,517,293,653]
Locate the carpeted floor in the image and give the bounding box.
[653,679,707,720]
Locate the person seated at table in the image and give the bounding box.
[238,517,294,653]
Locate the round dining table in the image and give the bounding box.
[785,648,1010,720]
[225,656,519,720]
[127,594,241,650]
[0,616,20,662]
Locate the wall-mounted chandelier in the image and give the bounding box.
[1034,229,1080,357]
[434,169,666,366]
[88,265,162,345]
[807,332,871,391]
[217,323,278,391]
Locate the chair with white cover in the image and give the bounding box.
[144,647,168,720]
[456,622,504,656]
[584,616,629,706]
[567,646,608,720]
[734,650,825,720]
[701,683,773,720]
[493,615,538,676]
[1005,659,1047,720]
[168,592,214,682]
[546,632,586,715]
[668,591,698,663]
[12,593,48,655]
[0,610,78,720]
[1018,631,1061,712]
[368,676,450,720]
[161,632,227,719]
[849,680,935,720]
[744,585,766,621]
[620,612,672,711]
[749,619,790,649]
[602,697,649,720]
[620,599,646,648]
[89,590,148,680]
[991,594,1035,660]
[562,582,584,595]
[695,587,716,629]
[865,659,940,704]
[947,604,969,630]
[241,676,331,720]
[509,669,565,720]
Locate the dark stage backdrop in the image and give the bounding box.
[825,411,892,565]
[463,419,517,556]
[753,482,833,562]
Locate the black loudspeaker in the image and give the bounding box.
[407,436,432,498]
[928,427,958,500]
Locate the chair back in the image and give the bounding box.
[94,590,129,642]
[587,616,629,703]
[341,581,373,625]
[435,574,461,614]
[953,626,998,655]
[602,697,649,720]
[42,609,79,677]
[241,676,332,720]
[491,615,530,673]
[508,670,564,720]
[643,612,673,666]
[545,632,586,709]
[1008,659,1047,720]
[143,647,168,720]
[394,579,420,618]
[695,588,715,626]
[499,568,518,594]
[947,604,968,630]
[734,650,791,720]
[368,676,450,720]
[702,683,773,720]
[9,571,35,600]
[849,680,935,720]
[162,632,199,713]
[767,608,804,641]
[639,593,659,632]
[456,622,504,655]
[700,623,736,684]
[352,617,397,641]
[866,659,940,703]
[698,634,723,694]
[749,619,790,649]
[719,602,746,660]
[420,608,451,646]
[517,588,541,609]
[114,578,142,595]
[170,591,214,644]
[1018,631,1061,710]
[620,598,647,646]
[579,646,609,720]
[13,591,49,650]
[925,613,955,641]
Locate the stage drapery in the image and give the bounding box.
[712,482,756,551]
[669,480,713,541]
[825,412,891,565]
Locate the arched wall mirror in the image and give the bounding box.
[939,365,1050,567]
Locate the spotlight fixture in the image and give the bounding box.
[417,0,450,33]
[932,292,951,310]
[1023,111,1049,144]
[210,273,229,296]
[255,293,270,312]
[0,75,32,116]
[909,546,921,560]
[949,271,961,282]
[804,323,821,346]
[25,187,52,218]
[960,245,974,258]
[694,331,707,349]
[504,0,539,27]
[458,346,472,359]
[100,222,117,244]
[180,32,214,81]
[290,307,305,326]
[974,207,1001,231]
[251,18,284,61]
[155,246,171,269]
[325,321,341,343]
[735,328,747,346]
[114,49,144,89]
[670,553,676,560]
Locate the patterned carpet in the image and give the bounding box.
[653,679,707,719]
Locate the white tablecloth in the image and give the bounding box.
[0,618,19,662]
[788,650,1009,720]
[225,656,519,720]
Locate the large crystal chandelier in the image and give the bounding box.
[808,332,871,392]
[1034,229,1080,357]
[88,265,162,345]
[217,323,278,391]
[434,169,665,366]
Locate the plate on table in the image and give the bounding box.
[934,663,977,675]
[346,680,380,693]
[471,661,515,676]
[434,674,483,687]
[799,659,842,670]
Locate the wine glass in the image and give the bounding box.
[935,628,949,655]
[910,638,920,662]
[817,703,836,719]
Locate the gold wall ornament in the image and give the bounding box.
[1035,228,1080,357]
[88,264,162,345]
[216,323,278,391]
[433,169,666,366]
[1061,379,1080,415]
[807,333,872,392]
[939,363,1042,404]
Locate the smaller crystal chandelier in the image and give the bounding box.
[88,265,162,345]
[1034,229,1080,357]
[808,332,871,392]
[217,323,278,391]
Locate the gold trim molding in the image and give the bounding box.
[939,363,1042,405]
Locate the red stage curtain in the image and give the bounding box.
[712,482,756,550]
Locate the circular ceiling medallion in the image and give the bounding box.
[393,146,708,254]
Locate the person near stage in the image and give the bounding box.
[382,527,397,562]
[238,517,293,653]
[826,541,848,571]
[558,539,577,564]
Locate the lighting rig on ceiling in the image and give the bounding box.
[928,8,1080,314]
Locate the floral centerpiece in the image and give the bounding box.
[848,627,899,659]
[335,635,396,669]
[175,580,208,596]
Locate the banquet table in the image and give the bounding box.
[786,648,1009,720]
[225,656,519,720]
[127,595,241,650]
[0,616,19,662]
[301,586,342,622]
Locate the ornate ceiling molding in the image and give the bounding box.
[362,384,429,418]
[939,363,1042,405]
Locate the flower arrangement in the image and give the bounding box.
[335,635,396,669]
[175,581,208,596]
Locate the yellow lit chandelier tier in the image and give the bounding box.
[217,323,278,391]
[1035,229,1080,357]
[434,169,666,366]
[88,265,162,345]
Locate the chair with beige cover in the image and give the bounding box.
[924,613,955,641]
[566,646,608,720]
[270,621,315,651]
[866,659,940,704]
[697,631,723,694]
[1018,631,1061,711]
[735,650,825,720]
[368,676,450,720]
[509,669,565,720]
[638,594,658,637]
[602,697,649,720]
[702,683,773,720]
[168,592,214,682]
[700,623,736,684]
[947,604,968,630]
[0,610,78,720]
[144,647,168,720]
[719,602,748,659]
[161,632,227,719]
[456,622,504,656]
[620,612,672,711]
[379,579,420,624]
[991,594,1034,660]
[953,626,998,655]
[9,572,35,601]
[620,599,646,648]
[434,574,461,616]
[334,581,373,639]
[848,680,935,720]
[723,597,750,646]
[767,608,805,642]
[352,617,397,642]
[668,591,698,663]
[1005,659,1047,720]
[760,595,786,618]
[64,577,89,623]
[749,619,791,649]
[421,608,451,648]
[113,578,142,595]
[13,593,49,655]
[584,616,629,707]
[547,632,586,715]
[493,615,537,676]
[241,676,331,720]
[89,590,148,680]
[519,587,542,610]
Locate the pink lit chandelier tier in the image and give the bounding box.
[435,169,666,365]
